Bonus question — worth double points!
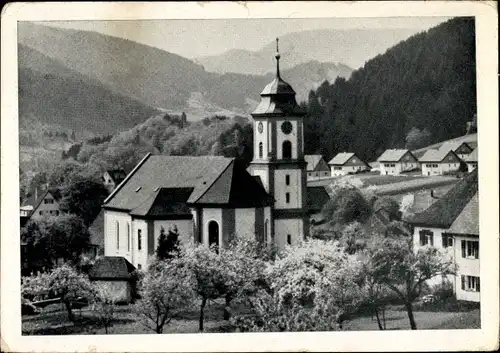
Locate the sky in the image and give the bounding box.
[44,17,451,59]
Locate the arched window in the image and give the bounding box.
[259,142,263,159]
[127,223,131,252]
[282,140,292,159]
[116,221,120,250]
[208,221,220,252]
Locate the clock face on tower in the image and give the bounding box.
[258,122,263,133]
[281,121,292,134]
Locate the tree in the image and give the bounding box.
[155,226,180,260]
[322,186,372,226]
[179,243,229,331]
[90,285,116,334]
[22,264,93,322]
[232,239,364,332]
[134,259,195,333]
[405,127,432,150]
[21,215,91,269]
[367,232,456,329]
[59,180,109,226]
[373,196,402,221]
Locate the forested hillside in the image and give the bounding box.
[304,17,476,162]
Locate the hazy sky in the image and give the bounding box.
[43,17,451,59]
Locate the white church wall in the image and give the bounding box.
[276,119,299,160]
[153,219,193,249]
[274,218,304,249]
[202,208,223,247]
[235,208,256,240]
[274,169,302,209]
[104,210,133,259]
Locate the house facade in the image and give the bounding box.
[304,155,330,180]
[21,188,61,219]
[377,149,419,175]
[103,169,127,193]
[408,170,479,302]
[328,152,370,176]
[419,149,461,176]
[439,141,474,160]
[463,148,478,172]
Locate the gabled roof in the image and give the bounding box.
[188,160,274,207]
[377,149,415,162]
[305,155,327,171]
[419,149,458,163]
[445,193,479,236]
[130,187,193,217]
[104,154,273,212]
[89,256,135,280]
[328,152,354,165]
[407,169,478,228]
[463,148,478,163]
[104,154,233,211]
[105,169,127,184]
[21,188,61,213]
[439,141,472,153]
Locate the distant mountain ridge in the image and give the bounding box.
[196,28,422,75]
[18,22,353,131]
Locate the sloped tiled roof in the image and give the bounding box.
[130,187,193,217]
[419,149,456,163]
[189,161,274,207]
[104,155,233,211]
[21,188,61,214]
[328,152,363,166]
[305,155,325,171]
[377,149,413,162]
[446,193,479,236]
[408,169,478,227]
[439,141,472,153]
[89,256,135,280]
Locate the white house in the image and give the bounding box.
[439,141,474,160]
[377,149,419,175]
[419,149,462,176]
[327,152,370,176]
[463,148,478,172]
[407,169,479,302]
[103,169,127,193]
[304,155,330,180]
[21,188,61,219]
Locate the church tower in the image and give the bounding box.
[248,38,309,248]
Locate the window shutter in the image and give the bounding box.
[477,277,480,292]
[442,235,446,248]
[420,231,425,245]
[430,233,434,246]
[461,240,466,258]
[461,275,465,290]
[475,242,479,259]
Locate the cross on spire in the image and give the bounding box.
[275,37,281,78]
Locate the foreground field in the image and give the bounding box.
[22,301,480,335]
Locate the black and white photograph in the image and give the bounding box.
[1,1,498,352]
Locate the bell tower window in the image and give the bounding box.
[259,142,263,159]
[282,140,292,159]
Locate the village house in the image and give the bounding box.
[419,148,462,176]
[377,149,419,175]
[103,169,127,193]
[327,152,370,176]
[304,155,330,180]
[407,169,479,302]
[102,39,309,270]
[88,256,137,303]
[463,148,478,172]
[439,141,474,160]
[20,188,61,219]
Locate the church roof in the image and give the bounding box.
[103,154,273,213]
[251,38,305,117]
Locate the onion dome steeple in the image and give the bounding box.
[252,38,305,117]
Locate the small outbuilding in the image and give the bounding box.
[88,256,137,304]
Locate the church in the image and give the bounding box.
[102,39,309,269]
